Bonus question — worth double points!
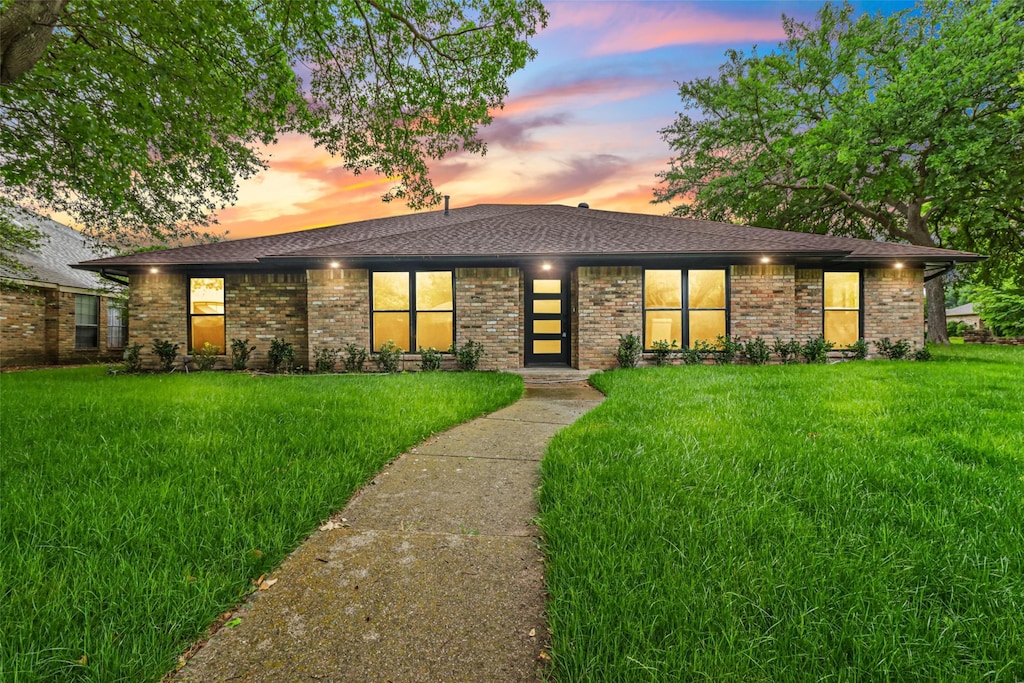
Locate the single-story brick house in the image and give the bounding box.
[75,203,982,370]
[1,208,127,367]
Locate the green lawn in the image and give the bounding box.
[0,368,522,682]
[540,345,1024,682]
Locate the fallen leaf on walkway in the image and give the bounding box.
[537,651,551,662]
[529,628,536,637]
[259,578,278,590]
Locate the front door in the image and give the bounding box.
[525,273,570,366]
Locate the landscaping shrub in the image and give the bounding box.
[151,338,180,372]
[122,343,143,373]
[913,346,932,361]
[193,342,220,371]
[712,334,741,365]
[741,336,771,365]
[773,337,802,364]
[615,333,643,368]
[679,340,712,365]
[451,339,485,371]
[267,337,295,373]
[847,338,869,360]
[376,340,403,373]
[947,320,971,338]
[800,336,834,364]
[970,281,1024,337]
[313,347,341,373]
[343,343,369,373]
[875,337,911,360]
[419,347,443,371]
[650,339,677,366]
[230,338,256,370]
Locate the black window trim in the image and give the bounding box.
[370,270,456,353]
[74,294,100,350]
[642,268,730,350]
[822,269,864,344]
[187,277,226,352]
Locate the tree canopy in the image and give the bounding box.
[655,0,1023,342]
[0,0,546,250]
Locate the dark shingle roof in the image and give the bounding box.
[1,207,116,289]
[77,204,982,270]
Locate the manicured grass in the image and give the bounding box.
[540,345,1024,681]
[0,368,522,682]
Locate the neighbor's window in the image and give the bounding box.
[824,271,860,346]
[74,295,99,349]
[107,300,127,349]
[372,271,453,352]
[189,278,225,352]
[644,269,727,348]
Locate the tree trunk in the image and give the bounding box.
[0,0,67,84]
[925,277,949,345]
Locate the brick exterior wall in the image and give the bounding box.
[729,265,796,340]
[862,268,924,351]
[794,269,824,342]
[2,283,121,367]
[455,267,522,371]
[128,273,188,369]
[225,273,308,370]
[575,266,643,370]
[307,268,371,362]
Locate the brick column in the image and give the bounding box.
[225,273,308,370]
[576,266,642,370]
[129,273,188,369]
[794,268,823,342]
[306,268,371,363]
[455,267,522,370]
[729,265,795,341]
[863,268,924,351]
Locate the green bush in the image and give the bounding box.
[122,343,144,373]
[712,334,741,365]
[846,338,869,361]
[615,333,643,369]
[230,338,255,370]
[376,340,403,373]
[151,338,180,372]
[419,347,443,371]
[313,346,340,373]
[451,339,485,371]
[773,338,802,364]
[267,337,295,373]
[913,346,932,361]
[679,340,712,365]
[800,336,834,364]
[741,337,771,365]
[946,320,971,338]
[192,342,220,371]
[971,281,1024,337]
[343,343,369,373]
[650,339,677,367]
[874,337,912,360]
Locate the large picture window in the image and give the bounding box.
[189,278,225,352]
[824,272,860,346]
[372,271,454,352]
[74,294,99,349]
[644,269,727,348]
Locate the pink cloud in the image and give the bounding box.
[495,76,668,118]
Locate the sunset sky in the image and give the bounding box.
[215,0,914,240]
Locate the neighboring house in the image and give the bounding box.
[945,303,982,329]
[75,204,982,370]
[1,208,127,367]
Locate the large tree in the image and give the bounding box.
[655,0,1023,343]
[0,0,546,248]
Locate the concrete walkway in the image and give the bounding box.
[174,378,603,683]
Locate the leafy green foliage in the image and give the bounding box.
[947,321,972,338]
[343,343,369,373]
[800,336,835,364]
[313,346,341,373]
[913,346,932,361]
[0,0,547,253]
[192,342,220,371]
[679,339,713,365]
[846,338,869,360]
[122,343,143,373]
[656,0,1024,340]
[773,338,802,364]
[712,334,741,365]
[230,338,256,371]
[741,336,771,365]
[0,368,522,681]
[971,280,1024,337]
[874,337,913,360]
[267,337,295,373]
[418,347,443,372]
[649,339,678,366]
[451,339,485,371]
[151,338,179,372]
[614,333,643,369]
[375,340,403,374]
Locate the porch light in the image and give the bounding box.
[541,262,552,271]
[760,256,771,264]
[329,261,340,269]
[149,267,159,273]
[895,262,904,269]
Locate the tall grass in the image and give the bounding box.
[540,345,1024,681]
[0,368,522,682]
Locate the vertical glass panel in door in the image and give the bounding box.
[534,279,561,294]
[534,299,561,315]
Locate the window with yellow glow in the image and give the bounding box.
[824,272,860,346]
[643,269,727,348]
[189,278,224,352]
[372,271,453,352]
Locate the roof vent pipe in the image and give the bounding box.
[444,195,450,215]
[578,202,589,209]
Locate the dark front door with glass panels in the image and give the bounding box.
[526,274,570,366]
